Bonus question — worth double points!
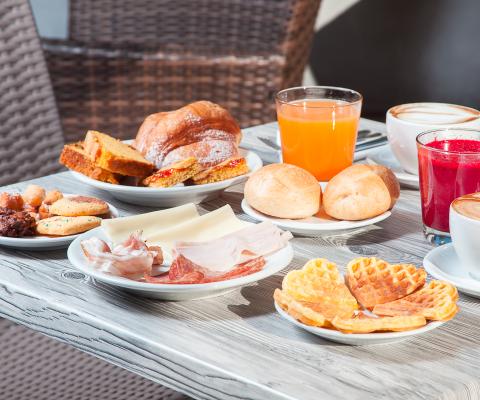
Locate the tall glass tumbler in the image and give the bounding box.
[417,128,480,245]
[276,86,362,181]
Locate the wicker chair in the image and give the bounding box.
[0,2,188,398]
[42,0,321,141]
[0,0,64,185]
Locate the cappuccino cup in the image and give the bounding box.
[450,193,480,277]
[386,103,480,175]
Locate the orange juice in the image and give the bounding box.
[277,99,361,181]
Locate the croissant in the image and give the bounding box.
[133,101,242,169]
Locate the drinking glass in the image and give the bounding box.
[275,86,362,181]
[417,128,480,245]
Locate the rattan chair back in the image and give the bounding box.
[0,0,64,185]
[43,0,321,141]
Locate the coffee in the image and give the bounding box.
[452,193,480,221]
[390,103,480,125]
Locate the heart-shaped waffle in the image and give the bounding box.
[280,258,358,322]
[331,313,427,333]
[373,280,459,321]
[346,257,426,309]
[274,289,327,327]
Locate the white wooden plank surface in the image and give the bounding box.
[0,123,479,400]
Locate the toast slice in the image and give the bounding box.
[84,130,154,177]
[142,157,201,188]
[59,142,119,184]
[190,157,248,185]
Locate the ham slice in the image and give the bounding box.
[144,255,266,284]
[173,221,292,275]
[81,231,162,278]
[144,221,291,284]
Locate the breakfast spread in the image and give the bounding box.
[274,257,458,334]
[80,204,292,284]
[0,185,112,237]
[60,101,249,188]
[244,163,399,222]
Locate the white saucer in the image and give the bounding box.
[68,226,294,301]
[366,145,419,189]
[424,243,480,298]
[241,199,391,236]
[0,200,119,251]
[71,148,262,207]
[275,302,444,345]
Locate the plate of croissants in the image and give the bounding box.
[61,101,262,207]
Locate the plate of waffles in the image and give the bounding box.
[274,257,458,345]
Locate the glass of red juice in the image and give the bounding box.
[417,129,480,245]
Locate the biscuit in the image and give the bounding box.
[37,216,101,236]
[50,196,109,217]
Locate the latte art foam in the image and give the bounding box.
[390,103,480,125]
[452,193,480,221]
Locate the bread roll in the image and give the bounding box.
[323,164,400,221]
[245,164,321,219]
[134,101,241,169]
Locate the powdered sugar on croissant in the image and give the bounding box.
[81,231,163,278]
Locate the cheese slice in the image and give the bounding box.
[145,205,251,255]
[102,203,199,244]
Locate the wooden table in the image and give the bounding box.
[1,122,479,400]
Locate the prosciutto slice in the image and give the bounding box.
[81,231,162,278]
[144,221,291,284]
[144,255,266,284]
[173,221,292,275]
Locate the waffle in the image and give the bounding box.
[373,280,459,321]
[346,257,426,309]
[274,289,327,327]
[281,259,358,321]
[332,313,427,333]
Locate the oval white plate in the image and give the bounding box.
[67,226,294,300]
[366,146,419,189]
[275,302,444,345]
[241,199,391,236]
[0,199,119,251]
[424,243,480,299]
[71,148,262,207]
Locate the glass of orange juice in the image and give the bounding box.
[276,86,362,181]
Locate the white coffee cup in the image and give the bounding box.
[450,193,480,277]
[386,102,480,175]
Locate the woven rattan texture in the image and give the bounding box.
[42,0,321,141]
[0,319,191,400]
[0,0,64,185]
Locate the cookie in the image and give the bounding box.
[50,196,109,217]
[36,216,101,236]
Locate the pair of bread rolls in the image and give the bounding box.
[245,163,399,221]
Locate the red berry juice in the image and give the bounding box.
[418,139,480,232]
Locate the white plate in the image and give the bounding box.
[71,148,263,207]
[0,199,119,251]
[366,145,419,189]
[424,243,480,298]
[67,226,294,300]
[241,199,391,236]
[275,302,444,345]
